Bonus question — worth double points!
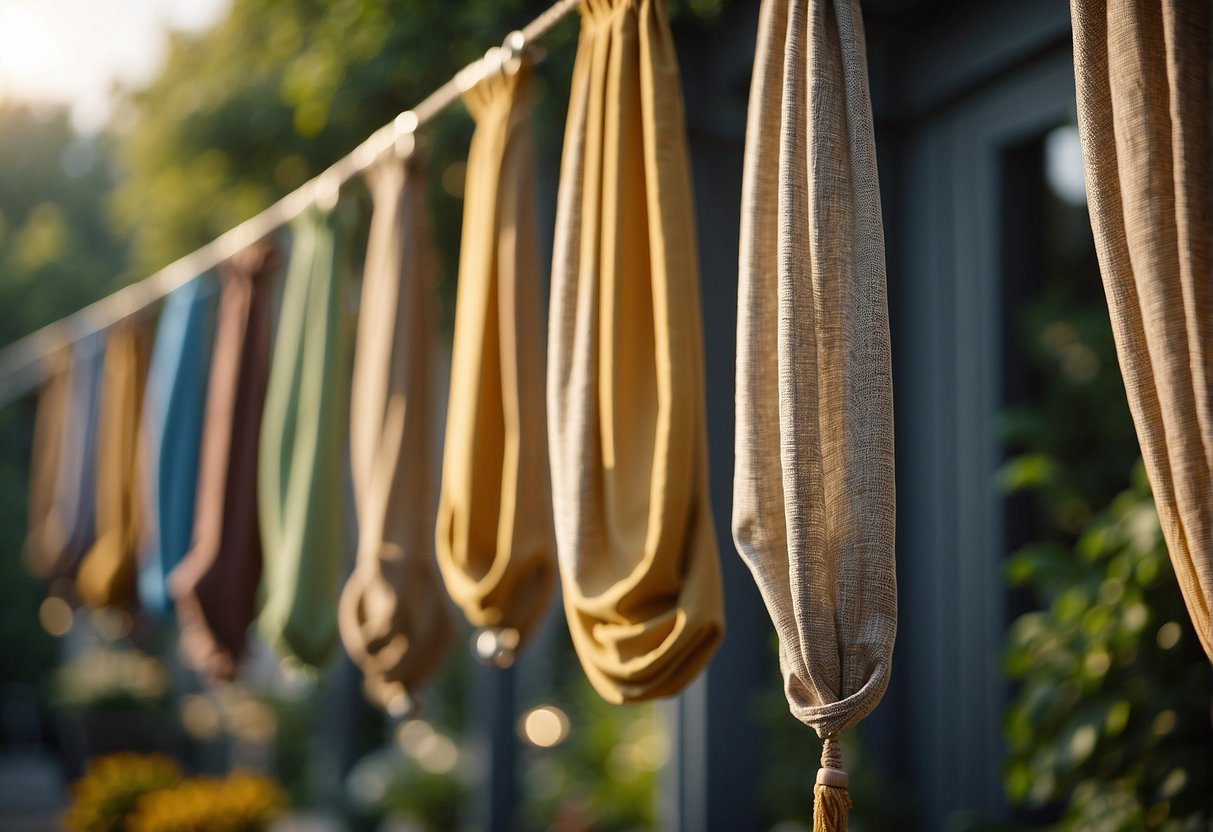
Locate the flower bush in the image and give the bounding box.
[65,753,285,832]
[66,753,182,832]
[129,773,286,832]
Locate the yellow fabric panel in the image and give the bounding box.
[77,321,153,610]
[435,64,556,653]
[1072,0,1213,657]
[23,349,71,579]
[547,0,724,704]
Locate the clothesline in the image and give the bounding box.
[0,0,580,410]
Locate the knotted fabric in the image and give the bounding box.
[339,150,453,713]
[436,65,556,661]
[547,0,724,704]
[25,334,105,587]
[733,0,897,820]
[259,207,351,667]
[23,349,71,579]
[172,242,277,679]
[139,275,218,616]
[1071,0,1213,658]
[77,321,153,610]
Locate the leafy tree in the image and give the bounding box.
[999,182,1212,829]
[0,102,131,685]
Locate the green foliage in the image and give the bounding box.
[1003,466,1212,830]
[518,675,660,831]
[1000,220,1211,829]
[0,102,131,685]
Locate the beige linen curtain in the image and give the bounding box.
[339,150,453,714]
[77,321,153,610]
[547,0,724,704]
[1071,0,1213,659]
[733,0,897,821]
[435,65,555,663]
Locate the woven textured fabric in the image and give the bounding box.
[339,150,453,712]
[435,65,556,652]
[1072,0,1213,658]
[258,207,351,667]
[23,349,71,579]
[733,0,896,741]
[171,242,277,680]
[27,334,105,586]
[547,0,724,704]
[138,275,218,616]
[77,321,154,610]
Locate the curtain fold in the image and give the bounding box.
[27,333,105,590]
[77,321,154,610]
[547,0,724,704]
[258,207,351,667]
[172,242,277,680]
[1071,0,1213,658]
[732,0,897,794]
[339,150,453,713]
[435,65,555,662]
[23,348,72,579]
[139,275,218,616]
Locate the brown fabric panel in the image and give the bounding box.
[1072,0,1213,657]
[546,0,724,704]
[435,65,556,651]
[171,241,278,680]
[733,0,897,741]
[23,349,72,579]
[338,150,452,707]
[76,320,154,610]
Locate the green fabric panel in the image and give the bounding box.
[258,205,351,666]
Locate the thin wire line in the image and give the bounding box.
[0,0,580,408]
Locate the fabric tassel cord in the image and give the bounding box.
[813,737,852,832]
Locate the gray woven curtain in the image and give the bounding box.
[339,150,453,714]
[1071,0,1213,658]
[733,0,896,823]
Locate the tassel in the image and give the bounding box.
[813,736,852,832]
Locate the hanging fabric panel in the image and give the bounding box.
[547,0,724,704]
[77,321,154,610]
[27,333,105,588]
[172,243,277,679]
[733,0,897,822]
[23,349,71,579]
[258,207,351,667]
[436,65,556,663]
[339,149,453,714]
[138,275,218,616]
[1071,0,1213,658]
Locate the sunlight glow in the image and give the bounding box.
[0,5,62,96]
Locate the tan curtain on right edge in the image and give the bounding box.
[1072,0,1213,658]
